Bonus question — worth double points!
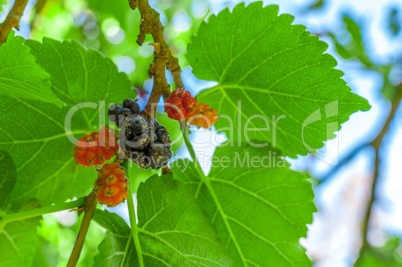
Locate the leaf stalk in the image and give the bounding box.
[124,160,145,266]
[0,196,86,232]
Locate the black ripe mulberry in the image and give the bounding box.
[109,99,141,126]
[109,100,173,170]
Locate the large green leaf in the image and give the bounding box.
[187,2,370,158]
[0,221,39,267]
[0,38,135,207]
[93,209,135,266]
[94,175,231,266]
[172,144,316,266]
[26,38,134,115]
[0,150,16,211]
[0,34,61,107]
[0,200,41,267]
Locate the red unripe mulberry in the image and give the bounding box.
[73,126,119,167]
[165,89,197,121]
[94,163,129,207]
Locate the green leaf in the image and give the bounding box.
[0,220,40,266]
[93,209,135,266]
[377,65,399,101]
[327,33,353,60]
[355,236,402,267]
[128,162,160,193]
[328,15,373,67]
[0,150,16,211]
[172,144,316,266]
[0,201,41,267]
[86,0,129,28]
[388,9,401,36]
[187,2,370,157]
[0,0,7,12]
[309,0,324,9]
[342,15,373,67]
[0,34,62,107]
[25,38,134,112]
[94,175,231,266]
[156,112,184,153]
[0,38,135,207]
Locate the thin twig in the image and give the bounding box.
[128,0,183,118]
[0,0,29,45]
[357,85,402,259]
[319,86,402,187]
[67,191,98,267]
[317,143,369,186]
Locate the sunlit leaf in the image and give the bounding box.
[0,201,41,267]
[187,2,370,157]
[0,150,16,211]
[172,144,316,266]
[0,38,135,207]
[94,175,231,266]
[0,34,61,107]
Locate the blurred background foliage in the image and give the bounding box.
[23,0,209,101]
[1,0,402,266]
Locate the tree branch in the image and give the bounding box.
[317,143,368,186]
[128,0,183,118]
[319,86,402,187]
[67,192,98,267]
[357,85,402,260]
[0,0,29,45]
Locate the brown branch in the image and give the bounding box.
[128,0,183,118]
[0,0,29,45]
[357,85,402,261]
[67,191,98,267]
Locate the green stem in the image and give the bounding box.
[181,124,206,178]
[123,161,144,267]
[0,197,86,232]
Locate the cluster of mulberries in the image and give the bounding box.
[72,126,119,167]
[109,99,173,170]
[108,99,141,127]
[164,88,197,121]
[94,163,129,207]
[188,102,218,129]
[165,88,218,128]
